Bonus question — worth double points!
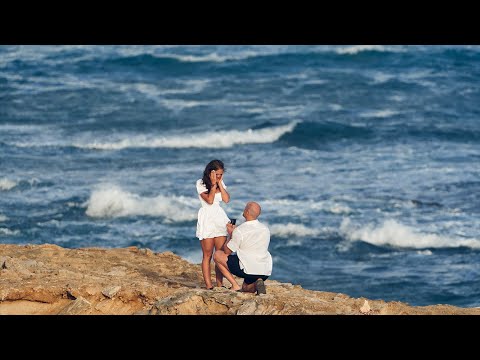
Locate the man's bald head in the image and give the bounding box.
[245,202,261,220]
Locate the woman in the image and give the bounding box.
[196,159,231,290]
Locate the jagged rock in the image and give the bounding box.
[333,293,350,301]
[151,292,228,315]
[22,259,39,268]
[1,257,31,275]
[237,300,257,315]
[133,309,151,315]
[106,266,127,277]
[360,300,371,313]
[58,297,92,315]
[1,243,480,315]
[138,248,154,257]
[102,286,122,299]
[0,289,9,301]
[0,256,8,269]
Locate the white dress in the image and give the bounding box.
[196,179,230,240]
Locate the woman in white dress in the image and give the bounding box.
[196,159,231,290]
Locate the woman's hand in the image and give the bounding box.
[210,170,217,185]
[217,173,223,188]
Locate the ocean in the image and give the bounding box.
[1,45,480,307]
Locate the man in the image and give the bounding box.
[213,201,272,295]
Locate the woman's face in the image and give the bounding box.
[214,168,224,182]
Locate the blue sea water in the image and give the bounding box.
[1,45,480,307]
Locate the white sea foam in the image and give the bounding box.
[329,204,352,214]
[37,219,62,228]
[76,121,299,150]
[370,72,395,84]
[154,46,323,64]
[243,107,266,114]
[360,110,399,118]
[262,198,352,218]
[114,46,299,64]
[0,124,47,132]
[397,70,437,88]
[416,250,433,255]
[0,178,17,190]
[340,218,480,249]
[365,69,436,89]
[389,95,405,102]
[158,99,205,111]
[162,51,259,63]
[85,184,198,221]
[0,228,20,236]
[0,215,7,222]
[329,104,343,111]
[120,79,209,100]
[13,140,63,148]
[269,223,322,238]
[336,45,400,55]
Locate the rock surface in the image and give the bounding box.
[1,244,479,315]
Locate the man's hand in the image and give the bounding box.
[226,222,236,236]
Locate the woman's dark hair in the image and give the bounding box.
[202,160,225,193]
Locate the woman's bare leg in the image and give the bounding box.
[214,236,227,287]
[200,238,215,289]
[213,250,241,291]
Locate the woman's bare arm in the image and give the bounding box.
[199,170,219,204]
[200,183,218,204]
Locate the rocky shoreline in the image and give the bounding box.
[1,243,478,315]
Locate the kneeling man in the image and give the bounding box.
[213,201,272,295]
